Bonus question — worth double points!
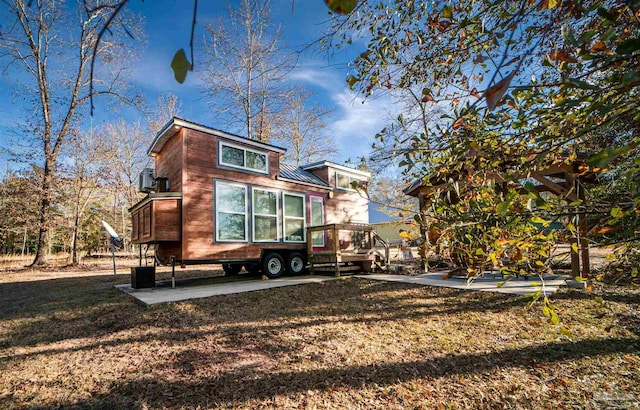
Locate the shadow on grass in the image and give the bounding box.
[44,336,640,409]
[1,272,634,358]
[1,276,529,354]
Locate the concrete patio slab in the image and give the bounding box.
[357,270,569,296]
[115,275,339,305]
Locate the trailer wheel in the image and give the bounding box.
[222,263,242,276]
[287,252,307,275]
[262,253,285,278]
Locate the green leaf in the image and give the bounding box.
[610,207,623,218]
[594,296,604,305]
[171,49,191,84]
[577,30,597,44]
[571,243,579,253]
[496,196,513,215]
[550,310,560,325]
[563,78,598,90]
[530,216,550,227]
[586,142,638,167]
[325,0,358,15]
[442,5,453,19]
[616,38,640,55]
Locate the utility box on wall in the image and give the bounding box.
[130,266,155,289]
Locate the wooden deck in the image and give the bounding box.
[307,224,388,276]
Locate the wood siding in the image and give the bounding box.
[131,198,181,244]
[155,129,183,192]
[178,128,331,261]
[145,126,369,263]
[326,190,369,224]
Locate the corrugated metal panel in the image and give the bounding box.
[279,163,329,187]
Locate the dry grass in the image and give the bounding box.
[0,261,639,409]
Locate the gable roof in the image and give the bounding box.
[148,117,287,156]
[279,163,330,188]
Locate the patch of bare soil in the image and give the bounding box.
[0,262,638,409]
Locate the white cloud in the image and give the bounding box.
[290,62,397,164]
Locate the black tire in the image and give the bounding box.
[244,263,261,275]
[222,263,242,276]
[286,252,307,275]
[262,253,285,279]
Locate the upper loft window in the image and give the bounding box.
[219,142,268,174]
[336,172,362,191]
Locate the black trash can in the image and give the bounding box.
[131,266,155,289]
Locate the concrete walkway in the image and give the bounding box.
[116,270,570,305]
[356,270,569,296]
[116,275,339,305]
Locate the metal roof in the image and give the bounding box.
[147,117,287,156]
[301,160,371,178]
[279,163,330,187]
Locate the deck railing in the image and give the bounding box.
[307,224,388,276]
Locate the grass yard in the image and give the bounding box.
[0,262,639,409]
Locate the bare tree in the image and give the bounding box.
[145,93,183,135]
[59,128,112,265]
[100,95,181,247]
[274,90,336,166]
[0,0,139,265]
[200,0,295,142]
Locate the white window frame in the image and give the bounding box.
[219,141,269,174]
[309,195,325,247]
[215,181,248,242]
[252,187,280,242]
[335,171,361,191]
[283,192,306,243]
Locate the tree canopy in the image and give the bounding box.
[328,0,639,284]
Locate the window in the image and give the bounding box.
[253,188,279,242]
[336,172,361,191]
[216,182,247,241]
[283,193,305,242]
[309,195,325,247]
[220,142,268,174]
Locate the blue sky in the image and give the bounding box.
[0,0,397,172]
[124,0,395,164]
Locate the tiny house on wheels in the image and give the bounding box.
[130,117,371,278]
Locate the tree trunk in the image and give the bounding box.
[70,204,80,265]
[21,227,27,257]
[32,164,53,266]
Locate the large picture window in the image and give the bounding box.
[220,142,268,174]
[216,182,247,241]
[253,188,279,242]
[283,193,305,242]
